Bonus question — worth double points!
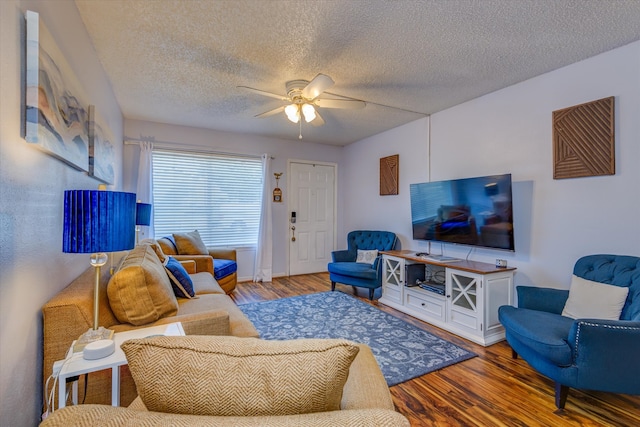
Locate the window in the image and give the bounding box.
[152,149,263,247]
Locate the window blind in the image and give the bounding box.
[152,149,263,247]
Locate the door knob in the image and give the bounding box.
[291,225,296,242]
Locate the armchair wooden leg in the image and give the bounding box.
[555,382,569,409]
[511,348,518,359]
[352,286,358,295]
[331,281,336,291]
[368,288,374,300]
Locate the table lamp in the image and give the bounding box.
[135,202,152,245]
[62,190,136,353]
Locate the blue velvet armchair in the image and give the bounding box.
[498,254,640,409]
[327,230,397,300]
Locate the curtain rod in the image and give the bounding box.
[124,137,273,159]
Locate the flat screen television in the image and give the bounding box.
[410,174,515,251]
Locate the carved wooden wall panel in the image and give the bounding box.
[380,154,399,195]
[553,96,614,179]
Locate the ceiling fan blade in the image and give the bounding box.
[315,98,366,109]
[302,74,334,100]
[310,110,325,127]
[255,106,285,118]
[238,86,288,101]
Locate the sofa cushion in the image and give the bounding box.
[177,294,259,337]
[213,258,237,280]
[328,262,377,280]
[107,244,178,326]
[122,336,359,416]
[173,230,208,255]
[498,306,574,366]
[562,274,629,320]
[164,256,195,298]
[190,272,225,295]
[39,405,410,427]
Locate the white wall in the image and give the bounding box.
[123,119,345,279]
[0,1,123,425]
[344,40,640,290]
[342,118,430,248]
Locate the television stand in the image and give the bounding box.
[379,250,516,346]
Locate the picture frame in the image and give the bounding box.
[552,96,615,179]
[88,105,115,184]
[25,10,90,171]
[380,154,399,195]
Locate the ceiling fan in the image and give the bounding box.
[238,74,366,138]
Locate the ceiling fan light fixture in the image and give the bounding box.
[284,104,300,123]
[302,103,316,122]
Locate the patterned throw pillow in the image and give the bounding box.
[173,230,208,255]
[356,249,379,265]
[122,336,360,417]
[164,256,195,298]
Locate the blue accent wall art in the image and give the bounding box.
[25,10,89,171]
[88,105,115,184]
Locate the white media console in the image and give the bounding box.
[379,250,516,346]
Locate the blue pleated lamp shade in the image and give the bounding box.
[63,190,136,253]
[136,202,152,226]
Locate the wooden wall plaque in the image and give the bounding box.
[380,154,399,195]
[553,96,614,179]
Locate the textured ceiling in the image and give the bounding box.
[74,0,640,146]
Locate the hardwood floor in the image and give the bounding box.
[231,273,640,427]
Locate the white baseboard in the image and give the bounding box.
[238,272,287,283]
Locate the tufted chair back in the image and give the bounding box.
[574,254,640,321]
[346,230,397,255]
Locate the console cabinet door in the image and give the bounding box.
[382,256,404,304]
[484,273,513,336]
[446,270,483,335]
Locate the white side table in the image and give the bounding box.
[56,322,185,409]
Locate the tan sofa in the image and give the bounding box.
[157,235,238,294]
[40,338,409,426]
[42,241,258,407]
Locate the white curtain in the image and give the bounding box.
[253,153,273,282]
[136,141,155,239]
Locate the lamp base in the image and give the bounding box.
[73,326,115,353]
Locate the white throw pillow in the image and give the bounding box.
[356,249,378,265]
[561,275,629,320]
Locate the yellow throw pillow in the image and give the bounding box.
[173,230,208,255]
[138,238,167,263]
[122,336,360,416]
[107,244,178,326]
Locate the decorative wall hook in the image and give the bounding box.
[273,172,283,202]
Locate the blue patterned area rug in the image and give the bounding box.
[238,291,476,386]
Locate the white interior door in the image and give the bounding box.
[288,161,336,275]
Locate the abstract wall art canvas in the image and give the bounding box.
[25,10,89,171]
[552,96,615,179]
[88,105,115,184]
[380,154,399,195]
